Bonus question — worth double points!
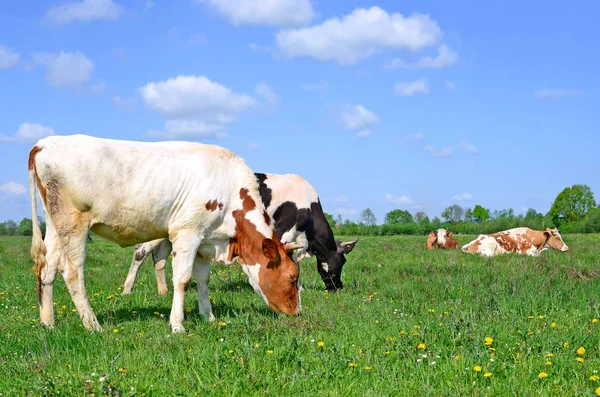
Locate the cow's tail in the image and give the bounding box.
[29,147,47,305]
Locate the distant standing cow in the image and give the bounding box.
[426,228,458,250]
[461,227,568,257]
[122,173,359,294]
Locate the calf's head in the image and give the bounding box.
[317,237,359,292]
[543,228,569,252]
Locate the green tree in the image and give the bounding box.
[471,205,490,223]
[4,220,17,235]
[384,209,414,224]
[441,205,464,224]
[431,217,442,229]
[18,218,33,236]
[360,208,377,227]
[414,211,427,223]
[524,208,541,219]
[324,212,336,229]
[335,214,343,226]
[548,184,596,225]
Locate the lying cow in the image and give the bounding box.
[426,228,458,250]
[461,227,568,257]
[122,173,359,294]
[28,135,302,333]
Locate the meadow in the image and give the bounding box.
[1,234,600,396]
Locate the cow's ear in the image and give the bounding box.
[433,231,438,236]
[284,242,304,253]
[262,238,281,268]
[447,231,453,237]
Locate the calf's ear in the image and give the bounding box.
[447,231,453,237]
[262,238,281,268]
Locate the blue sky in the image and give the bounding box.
[1,0,599,224]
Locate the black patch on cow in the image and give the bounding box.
[134,246,146,262]
[254,173,272,210]
[272,201,299,238]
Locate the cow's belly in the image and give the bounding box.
[90,221,168,248]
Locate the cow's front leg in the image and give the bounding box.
[169,232,202,334]
[192,257,214,322]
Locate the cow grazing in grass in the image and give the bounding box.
[426,229,458,250]
[461,227,568,257]
[123,173,359,294]
[28,135,302,333]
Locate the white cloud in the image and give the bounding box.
[255,83,279,107]
[425,141,478,157]
[199,0,314,27]
[248,142,260,150]
[91,81,106,93]
[113,95,136,109]
[147,120,228,140]
[355,129,371,139]
[45,0,124,24]
[452,193,472,201]
[340,105,379,131]
[533,88,583,100]
[276,6,442,65]
[394,79,429,96]
[0,123,56,144]
[385,193,412,205]
[0,45,21,69]
[386,45,458,69]
[337,208,358,216]
[336,195,348,203]
[0,182,27,195]
[445,81,456,90]
[299,82,328,92]
[140,75,256,119]
[405,133,425,141]
[33,51,94,90]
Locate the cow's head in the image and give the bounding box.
[230,188,303,316]
[316,237,359,292]
[543,228,569,252]
[436,228,449,246]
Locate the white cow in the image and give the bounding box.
[28,134,302,333]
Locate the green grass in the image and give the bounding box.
[1,234,600,396]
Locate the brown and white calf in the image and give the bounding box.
[28,135,302,333]
[426,229,458,250]
[122,173,359,294]
[461,227,568,257]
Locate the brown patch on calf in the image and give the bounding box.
[444,237,458,249]
[426,231,438,250]
[205,200,223,211]
[464,238,482,253]
[490,232,521,252]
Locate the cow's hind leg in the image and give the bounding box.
[122,239,168,295]
[39,217,61,328]
[57,216,101,331]
[169,231,203,334]
[153,239,172,296]
[192,257,214,322]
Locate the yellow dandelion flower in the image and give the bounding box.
[484,337,493,345]
[593,318,599,324]
[483,372,492,378]
[428,309,435,313]
[417,343,426,349]
[413,325,421,329]
[318,341,325,347]
[266,350,274,354]
[454,355,460,360]
[596,387,600,396]
[385,351,390,355]
[551,322,556,328]
[590,375,599,381]
[154,311,159,315]
[576,357,584,363]
[185,307,192,313]
[547,353,554,357]
[218,321,226,327]
[528,316,534,319]
[577,347,585,355]
[538,372,548,379]
[228,350,234,354]
[348,362,357,367]
[539,315,545,319]
[71,309,77,313]
[400,330,408,336]
[546,361,552,366]
[118,367,127,373]
[364,366,372,370]
[113,329,119,333]
[473,366,482,372]
[564,342,570,348]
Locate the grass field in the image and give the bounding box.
[1,234,600,396]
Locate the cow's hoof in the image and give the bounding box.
[171,324,187,334]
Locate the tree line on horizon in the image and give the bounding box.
[1,184,598,237]
[326,184,600,236]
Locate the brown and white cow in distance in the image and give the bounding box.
[28,135,303,333]
[122,173,359,294]
[426,228,458,250]
[461,227,568,257]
